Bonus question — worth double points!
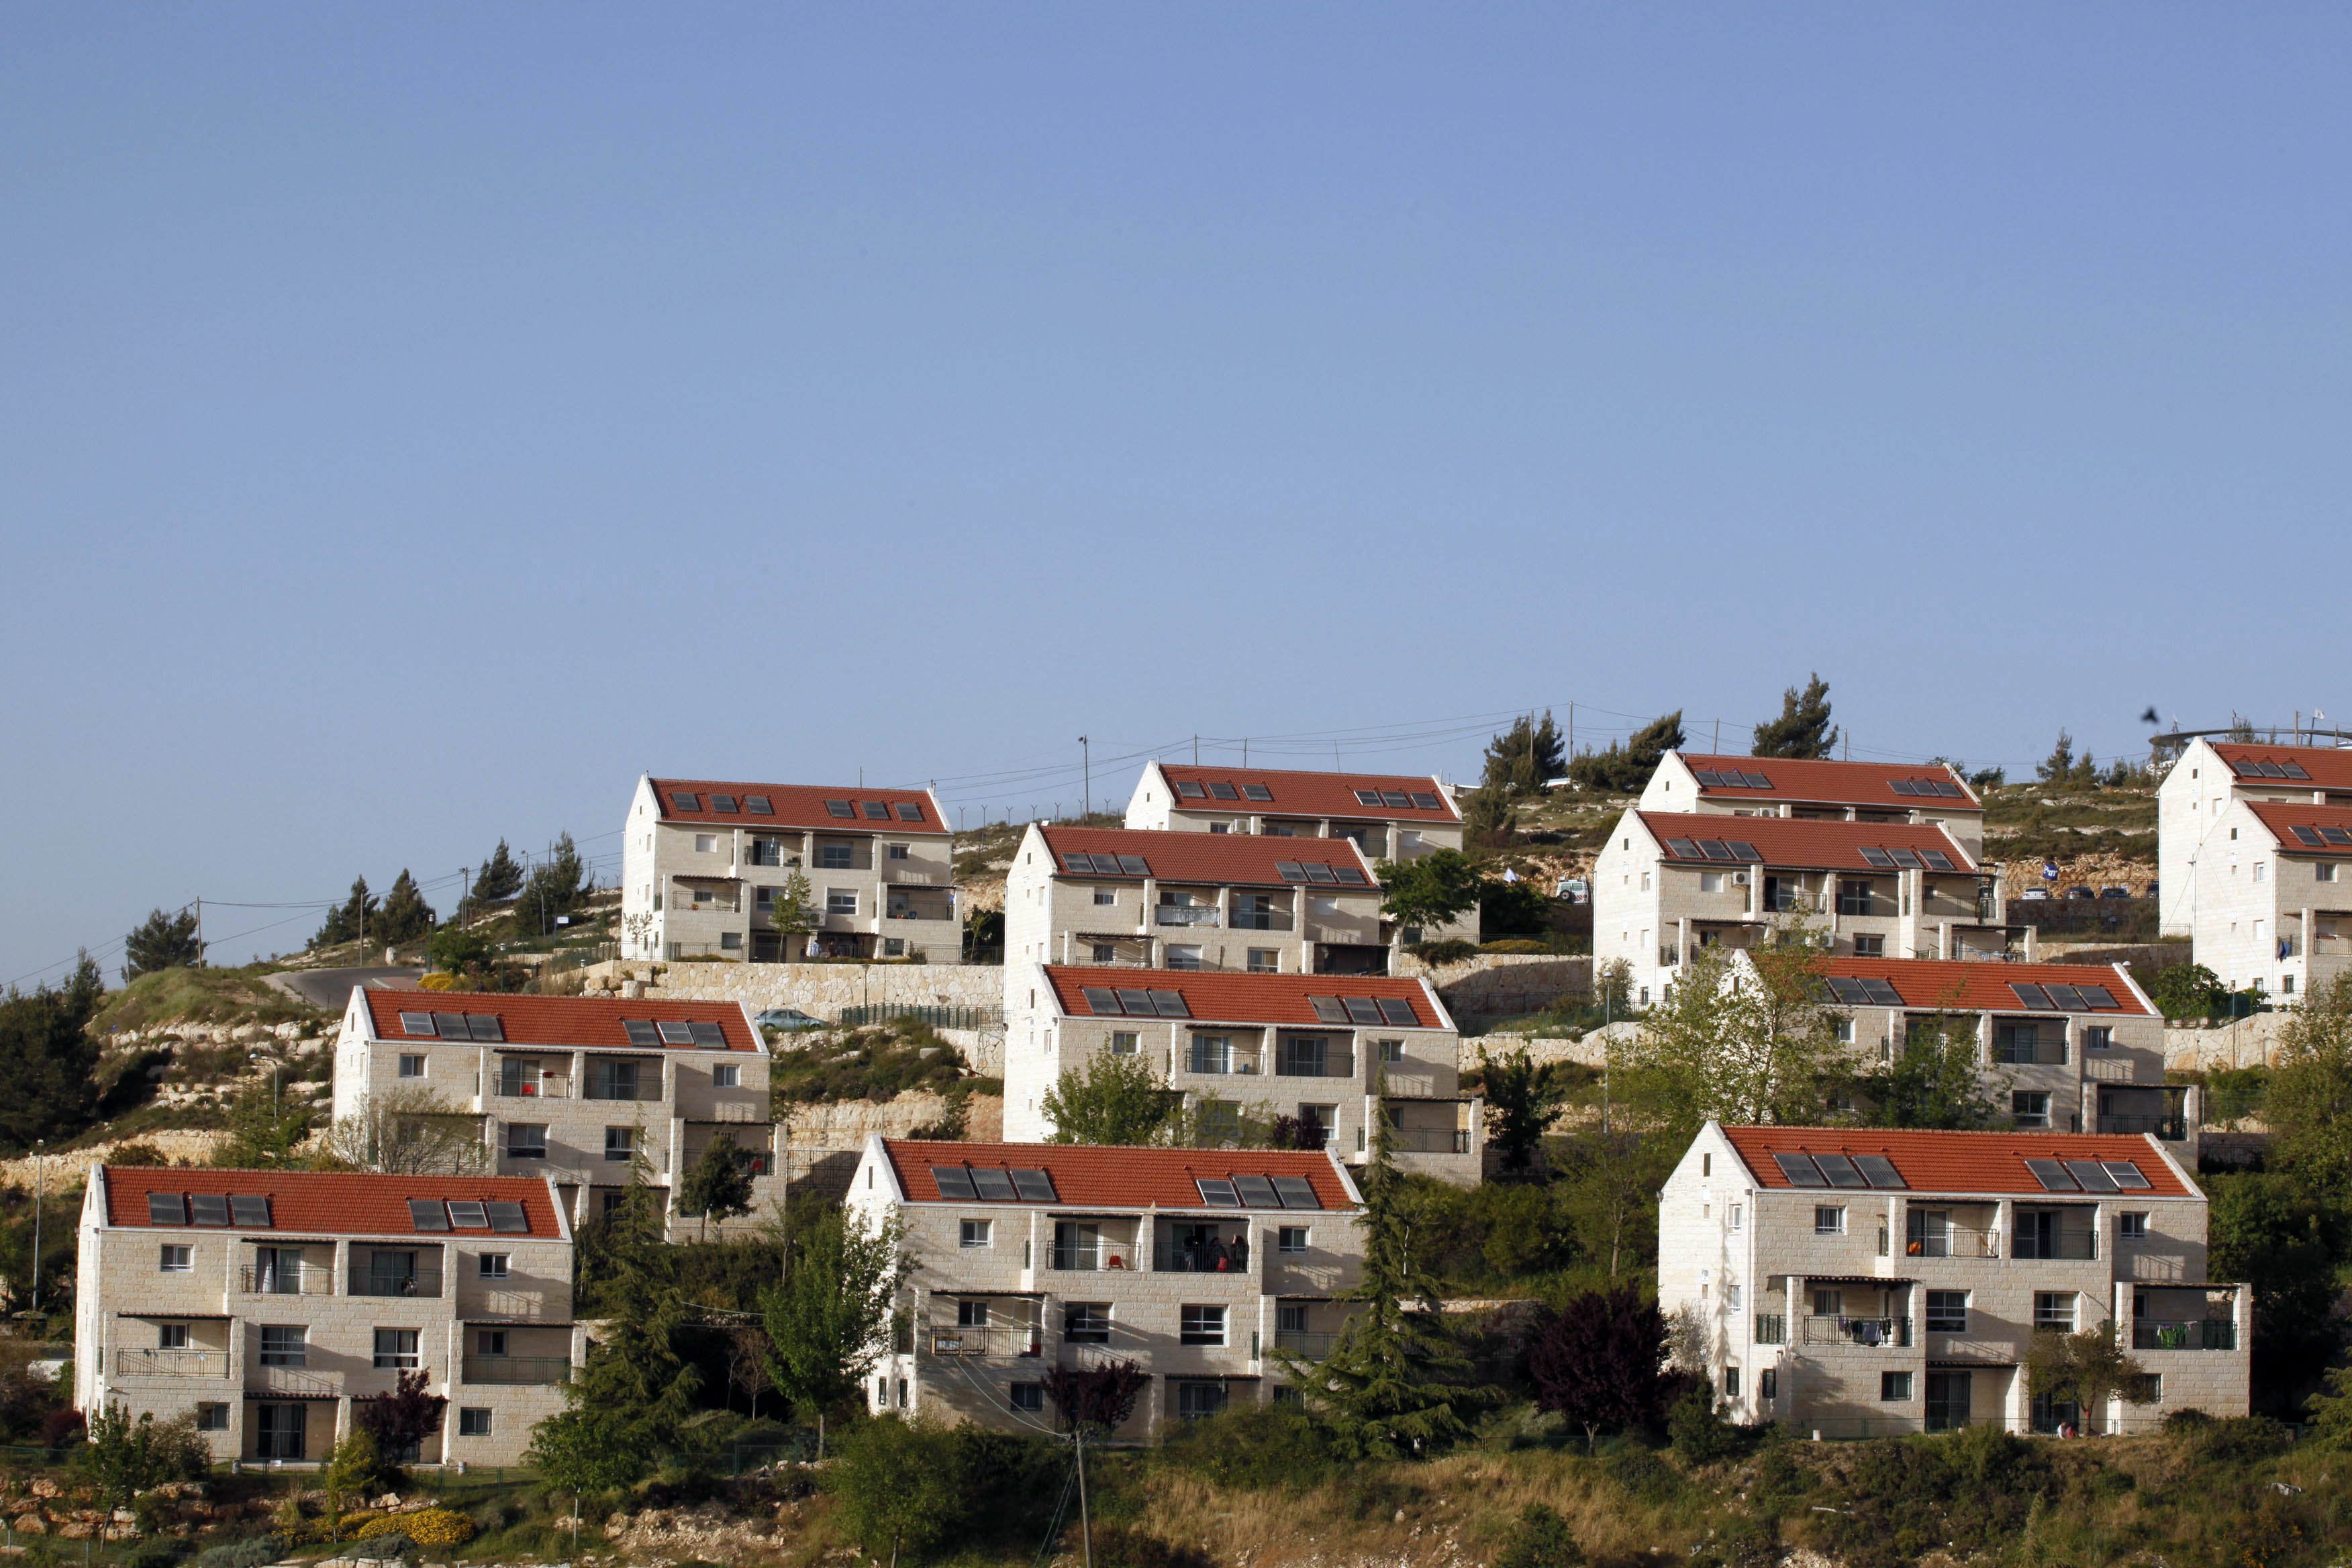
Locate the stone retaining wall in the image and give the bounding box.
[2162,1015,2290,1073]
[575,959,1006,1015]
[1400,954,1591,1022]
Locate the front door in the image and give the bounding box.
[1924,1371,1971,1432]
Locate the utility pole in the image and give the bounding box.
[29,1142,43,1313]
[194,898,205,968]
[1078,736,1090,819]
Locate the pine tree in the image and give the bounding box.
[1480,712,1568,795]
[1459,787,1518,851]
[1751,675,1839,759]
[311,877,377,948]
[122,907,202,980]
[573,1151,701,1452]
[373,871,436,946]
[462,840,527,915]
[1283,1081,1489,1457]
[0,953,104,1153]
[516,832,591,935]
[1566,712,1685,794]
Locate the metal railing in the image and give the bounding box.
[1155,907,1222,927]
[583,1078,663,1102]
[1754,1315,1786,1345]
[1050,1245,1138,1271]
[348,1267,445,1299]
[240,1265,330,1295]
[1273,1330,1335,1361]
[494,1079,569,1099]
[836,1003,1003,1030]
[2100,1114,2188,1140]
[1898,1227,2000,1259]
[115,1349,228,1379]
[2012,1232,2098,1261]
[461,1355,574,1385]
[2133,1319,2238,1351]
[924,1328,1042,1359]
[1389,1128,1473,1155]
[1230,912,1291,932]
[251,1366,337,1397]
[1801,1316,1913,1348]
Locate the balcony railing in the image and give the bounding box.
[1049,1245,1138,1271]
[348,1267,445,1299]
[1156,907,1222,927]
[2133,1319,2238,1351]
[240,1265,330,1295]
[924,1328,1042,1359]
[251,1367,338,1398]
[1800,1316,1912,1348]
[1229,912,1291,932]
[495,1079,569,1099]
[1896,1227,1999,1259]
[583,1081,663,1102]
[2100,1114,2188,1141]
[1273,1329,1336,1361]
[2012,1232,2098,1261]
[460,1355,575,1385]
[116,1349,228,1379]
[1754,1315,1785,1345]
[1389,1128,1473,1155]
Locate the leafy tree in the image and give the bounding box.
[1567,711,1685,794]
[122,906,201,980]
[316,1086,486,1175]
[826,1418,967,1568]
[1527,1283,1673,1451]
[1459,787,1518,851]
[2303,1363,2352,1449]
[1041,1360,1150,1434]
[1480,877,1553,939]
[210,1075,313,1169]
[1554,1130,1671,1277]
[768,868,816,948]
[516,832,593,936]
[2206,1170,2345,1383]
[427,924,494,975]
[2035,730,2100,789]
[1481,711,1568,795]
[1040,1050,1178,1145]
[354,1370,445,1466]
[2151,962,2226,1022]
[469,839,526,907]
[1610,943,1847,1137]
[1375,849,1490,934]
[525,1404,647,1550]
[1480,1048,1567,1173]
[569,1151,701,1453]
[1667,1383,1746,1463]
[1494,1504,1585,1568]
[1279,1089,1487,1457]
[373,870,436,946]
[1751,674,1839,760]
[2024,1322,2150,1434]
[79,1403,165,1539]
[679,1134,759,1238]
[2259,971,2352,1199]
[0,952,104,1153]
[762,1207,910,1455]
[1861,1014,2006,1130]
[312,876,378,949]
[319,1427,382,1537]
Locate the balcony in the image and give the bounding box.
[1156,906,1222,928]
[1659,946,1680,969]
[2012,1232,2098,1261]
[2100,1114,2188,1140]
[1894,1227,1999,1260]
[115,1349,228,1379]
[1273,1329,1335,1361]
[1389,1128,1473,1155]
[348,1267,445,1299]
[240,1265,331,1295]
[251,1366,338,1398]
[1050,1244,1138,1271]
[461,1355,574,1385]
[2133,1320,2238,1351]
[924,1327,1042,1359]
[494,1079,569,1100]
[881,868,946,886]
[1801,1316,1912,1348]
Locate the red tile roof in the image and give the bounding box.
[1042,966,1446,1028]
[1720,1126,2195,1198]
[360,990,760,1052]
[1037,826,1379,888]
[100,1167,567,1236]
[2247,801,2352,857]
[879,1139,1360,1211]
[1675,754,1981,810]
[2210,743,2352,792]
[1153,765,1459,823]
[1634,812,1979,873]
[648,777,947,836]
[1811,957,2152,1016]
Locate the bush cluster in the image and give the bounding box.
[357,1509,475,1547]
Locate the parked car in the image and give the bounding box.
[2099,885,2133,899]
[2020,889,2051,901]
[2062,886,2095,900]
[754,1006,825,1032]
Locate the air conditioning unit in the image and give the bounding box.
[1732,871,1750,886]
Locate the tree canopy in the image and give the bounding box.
[1528,1283,1673,1451]
[1481,711,1567,795]
[373,870,436,946]
[1751,674,1839,759]
[1861,1014,2007,1130]
[1610,942,1847,1136]
[679,1134,760,1236]
[1480,1049,1569,1173]
[2035,730,2101,788]
[1375,848,1490,932]
[0,954,105,1154]
[1040,1050,1179,1145]
[122,907,201,980]
[311,877,379,948]
[762,1207,909,1452]
[516,833,593,935]
[469,839,526,908]
[1567,712,1685,794]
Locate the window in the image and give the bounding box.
[1700,872,1724,893]
[1926,1291,1969,1332]
[1277,1226,1309,1254]
[2255,862,2267,883]
[1853,934,1885,957]
[2012,1091,2052,1128]
[693,833,718,853]
[888,843,910,861]
[1010,1383,1044,1412]
[477,1330,508,1357]
[1838,880,1875,916]
[1166,944,1204,970]
[1832,1017,1855,1044]
[1760,1369,1777,1401]
[479,1253,510,1279]
[1181,1306,1227,1345]
[2035,1292,2076,1332]
[399,1054,426,1079]
[1380,1038,1406,1065]
[958,1300,990,1328]
[1724,1366,1741,1398]
[1092,943,1117,962]
[259,1326,307,1367]
[1726,1284,1743,1310]
[195,1404,228,1432]
[961,1220,993,1248]
[458,1408,493,1437]
[157,1322,189,1349]
[1881,1372,1914,1402]
[2320,863,2338,883]
[1248,948,1279,973]
[2119,1212,2149,1238]
[1091,885,1120,907]
[375,1329,421,1369]
[720,932,743,950]
[1190,1035,1233,1074]
[605,1126,636,1162]
[1176,1381,1228,1419]
[1640,871,1652,892]
[820,844,853,870]
[828,889,858,916]
[1815,1206,1846,1234]
[254,1403,306,1460]
[506,1124,548,1159]
[2085,1026,2112,1052]
[1728,1204,1743,1231]
[1813,1288,1843,1317]
[160,1244,191,1273]
[713,1063,740,1088]
[1064,1304,1111,1344]
[1109,1032,1139,1057]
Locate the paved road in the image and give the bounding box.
[266,967,425,1010]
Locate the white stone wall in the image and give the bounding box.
[2186,797,2352,999]
[1639,753,1988,863]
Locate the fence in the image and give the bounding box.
[544,942,620,975]
[2009,899,2161,941]
[730,1429,822,1474]
[836,1003,1003,1030]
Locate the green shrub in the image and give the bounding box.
[194,1536,287,1568]
[1602,1445,1681,1504]
[2163,1409,2290,1463]
[1493,1504,1583,1568]
[1087,1524,1214,1568]
[1667,1387,1748,1465]
[1408,939,1479,966]
[1480,938,1551,954]
[1156,1404,1337,1491]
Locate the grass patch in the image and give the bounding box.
[770,1018,997,1106]
[91,967,317,1035]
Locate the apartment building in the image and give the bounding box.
[332,990,780,1238]
[1593,811,2008,1005]
[1771,955,2191,1157]
[848,1137,1363,1434]
[75,1166,579,1467]
[1659,1124,2248,1438]
[2178,797,2352,1001]
[621,775,960,964]
[1001,967,1481,1181]
[1003,825,1389,977]
[1639,754,1986,862]
[2158,738,2352,940]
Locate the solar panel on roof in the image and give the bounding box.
[399,1012,435,1036]
[1890,780,1919,796]
[1858,847,1898,869]
[1666,838,1702,858]
[409,1199,452,1230]
[1177,781,1208,799]
[1354,789,1383,805]
[1693,770,1724,787]
[2233,760,2263,777]
[2063,1162,2118,1191]
[1859,979,1903,1006]
[1939,781,1967,797]
[1921,850,1957,871]
[658,1021,695,1044]
[230,1195,273,1227]
[1117,855,1150,875]
[826,799,854,817]
[1114,989,1156,1014]
[2285,763,2312,780]
[710,794,738,813]
[487,1201,529,1233]
[1081,987,1122,1014]
[1814,1154,1868,1189]
[1209,782,1240,800]
[1726,841,1761,861]
[1196,1177,1240,1206]
[1150,991,1190,1018]
[1698,840,1734,861]
[2103,1162,2152,1189]
[2023,1159,2079,1191]
[1343,997,1383,1025]
[1309,996,1350,1024]
[1009,1169,1057,1202]
[624,1021,660,1046]
[859,801,888,819]
[971,1169,1018,1202]
[2297,826,2329,846]
[897,802,925,821]
[147,1193,186,1224]
[932,1167,978,1200]
[1242,784,1273,801]
[1302,863,1338,883]
[669,791,702,811]
[1743,772,1773,789]
[746,795,773,814]
[2326,828,2352,846]
[2077,985,2119,1010]
[189,1193,232,1226]
[1773,1153,1829,1187]
[1410,792,1442,810]
[1234,1175,1281,1208]
[1276,861,1308,881]
[434,1014,470,1040]
[468,1015,503,1042]
[1825,977,1871,1005]
[1853,1155,1906,1189]
[1062,852,1097,874]
[2260,763,2289,779]
[448,1200,489,1228]
[1377,997,1418,1026]
[688,1022,728,1048]
[1888,848,1924,869]
[1271,1175,1321,1209]
[1334,867,1369,885]
[1381,791,1412,808]
[2010,983,2055,1010]
[2044,985,2088,1012]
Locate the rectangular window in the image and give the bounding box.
[1247,948,1279,973]
[2255,862,2267,883]
[2012,1091,2051,1128]
[1926,1291,1969,1332]
[1881,1371,1913,1402]
[1091,942,1116,962]
[1812,1288,1843,1317]
[1838,880,1875,916]
[398,1054,426,1079]
[713,1063,740,1088]
[1728,1204,1743,1231]
[1063,1304,1111,1344]
[1379,1038,1405,1065]
[957,1300,991,1328]
[1176,1381,1228,1419]
[1726,1284,1743,1310]
[888,844,910,861]
[1281,1036,1327,1077]
[478,1253,510,1279]
[1190,1035,1233,1074]
[828,889,858,916]
[1010,1383,1044,1412]
[695,834,718,853]
[458,1408,493,1437]
[2320,863,2338,883]
[1110,1032,1139,1056]
[477,1330,508,1357]
[254,1403,306,1461]
[605,1126,636,1161]
[1724,1366,1741,1398]
[506,1124,548,1159]
[1760,1369,1777,1401]
[1815,1206,1846,1234]
[1094,887,1117,905]
[2119,1212,2149,1238]
[961,1220,992,1248]
[1832,1018,1855,1044]
[820,844,853,870]
[258,1326,307,1367]
[2085,1026,2112,1051]
[1700,871,1724,893]
[1181,1306,1227,1345]
[158,1322,189,1349]
[1277,1226,1309,1254]
[195,1404,228,1432]
[1852,934,1885,957]
[720,932,744,951]
[374,1329,421,1369]
[2035,1292,2076,1332]
[160,1244,192,1273]
[1165,943,1204,970]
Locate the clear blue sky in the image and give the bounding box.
[6,7,2351,983]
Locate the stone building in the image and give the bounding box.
[1638,753,1987,861]
[75,1165,579,1467]
[2157,738,2352,940]
[2162,771,2352,999]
